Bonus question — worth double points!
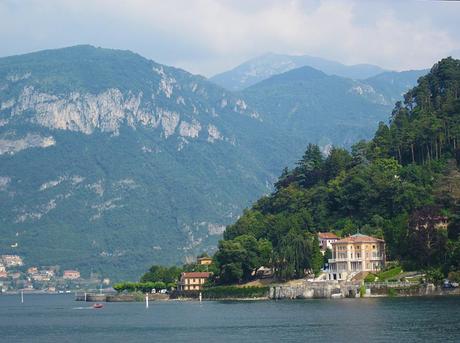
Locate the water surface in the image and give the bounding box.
[1,294,459,342]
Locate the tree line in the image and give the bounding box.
[212,57,460,283]
[122,58,460,287]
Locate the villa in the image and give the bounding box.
[318,232,339,252]
[197,256,213,266]
[177,272,211,291]
[1,255,24,268]
[63,270,81,280]
[328,233,385,281]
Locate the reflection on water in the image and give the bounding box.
[1,294,459,342]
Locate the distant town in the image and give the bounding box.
[0,254,109,294]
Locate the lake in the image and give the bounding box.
[1,294,459,342]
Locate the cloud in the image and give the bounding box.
[0,0,459,76]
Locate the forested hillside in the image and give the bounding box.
[241,66,424,155]
[0,46,417,280]
[0,46,290,280]
[214,57,460,283]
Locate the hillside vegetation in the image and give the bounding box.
[0,45,428,280]
[214,58,460,284]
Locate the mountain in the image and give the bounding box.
[241,66,391,155]
[214,57,460,284]
[210,52,387,91]
[240,66,428,156]
[365,69,429,105]
[0,45,426,280]
[0,45,295,280]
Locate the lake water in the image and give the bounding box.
[1,294,459,342]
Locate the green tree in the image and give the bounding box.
[406,206,448,268]
[295,143,324,187]
[214,240,246,284]
[257,238,273,267]
[310,235,324,275]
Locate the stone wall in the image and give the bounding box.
[269,281,361,299]
[270,280,460,299]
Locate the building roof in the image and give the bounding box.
[333,233,384,244]
[197,256,212,261]
[318,232,339,239]
[181,272,211,278]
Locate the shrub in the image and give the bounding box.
[448,271,460,283]
[364,273,377,283]
[113,281,169,293]
[202,286,269,299]
[425,268,444,286]
[359,285,366,298]
[377,266,402,281]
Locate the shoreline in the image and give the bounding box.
[73,287,460,302]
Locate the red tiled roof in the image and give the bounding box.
[333,233,384,244]
[318,232,339,239]
[181,272,211,278]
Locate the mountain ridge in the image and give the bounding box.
[0,45,281,280]
[210,52,388,91]
[0,45,426,280]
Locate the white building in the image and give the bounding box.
[1,255,24,268]
[328,233,385,281]
[318,232,339,252]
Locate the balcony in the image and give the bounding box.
[329,256,383,263]
[328,258,349,263]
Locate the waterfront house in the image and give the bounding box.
[27,267,38,275]
[177,272,211,291]
[32,271,52,282]
[1,255,24,267]
[197,256,213,266]
[328,233,385,281]
[318,232,339,252]
[63,270,80,280]
[42,269,55,277]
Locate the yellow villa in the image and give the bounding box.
[328,233,385,281]
[177,272,211,291]
[197,256,213,266]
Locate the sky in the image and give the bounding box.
[0,0,459,77]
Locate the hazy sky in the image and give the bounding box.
[0,0,459,76]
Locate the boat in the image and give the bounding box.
[93,303,104,309]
